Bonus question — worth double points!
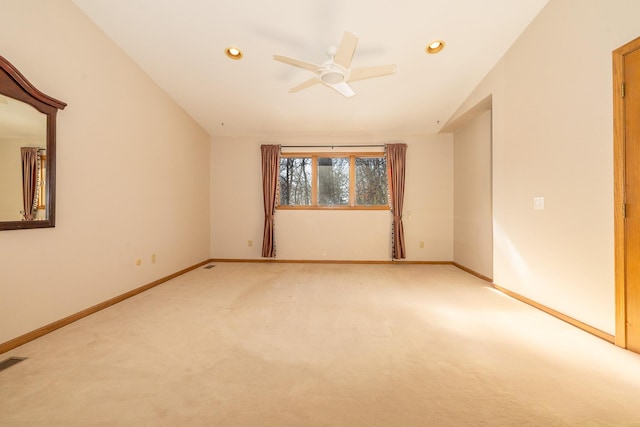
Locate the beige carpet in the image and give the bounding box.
[1,263,640,426]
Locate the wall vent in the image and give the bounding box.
[203,264,216,269]
[0,357,27,373]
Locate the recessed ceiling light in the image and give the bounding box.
[225,46,243,60]
[426,40,445,54]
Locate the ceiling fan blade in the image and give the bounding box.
[333,31,358,69]
[289,77,320,93]
[347,64,397,82]
[273,55,319,71]
[326,82,355,98]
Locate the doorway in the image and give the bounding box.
[443,95,494,281]
[613,36,640,352]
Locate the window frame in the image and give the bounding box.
[277,151,390,210]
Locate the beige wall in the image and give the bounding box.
[211,134,453,261]
[0,0,210,344]
[446,0,640,334]
[452,109,493,278]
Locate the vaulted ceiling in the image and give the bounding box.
[72,0,549,137]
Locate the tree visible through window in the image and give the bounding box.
[356,157,388,206]
[278,153,388,209]
[318,157,350,206]
[279,157,312,205]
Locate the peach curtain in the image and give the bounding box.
[386,143,407,259]
[261,144,280,257]
[21,147,39,221]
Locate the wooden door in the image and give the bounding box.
[624,47,640,352]
[614,37,640,352]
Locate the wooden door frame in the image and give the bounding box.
[613,36,640,348]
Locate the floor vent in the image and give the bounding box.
[0,357,27,373]
[203,264,216,269]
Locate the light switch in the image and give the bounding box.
[533,196,545,210]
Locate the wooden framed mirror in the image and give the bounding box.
[0,55,66,230]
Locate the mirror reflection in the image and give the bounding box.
[0,94,47,221]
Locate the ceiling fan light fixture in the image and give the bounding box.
[426,40,445,54]
[320,70,344,84]
[225,46,243,60]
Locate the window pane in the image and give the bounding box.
[355,157,388,206]
[318,157,350,206]
[279,157,312,205]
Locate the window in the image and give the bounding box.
[318,157,350,206]
[355,157,388,206]
[278,153,388,209]
[279,157,312,206]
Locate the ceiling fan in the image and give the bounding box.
[273,31,396,98]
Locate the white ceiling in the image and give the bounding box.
[71,0,549,138]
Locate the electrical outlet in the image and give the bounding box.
[151,254,156,264]
[420,241,425,248]
[135,259,142,266]
[248,240,253,247]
